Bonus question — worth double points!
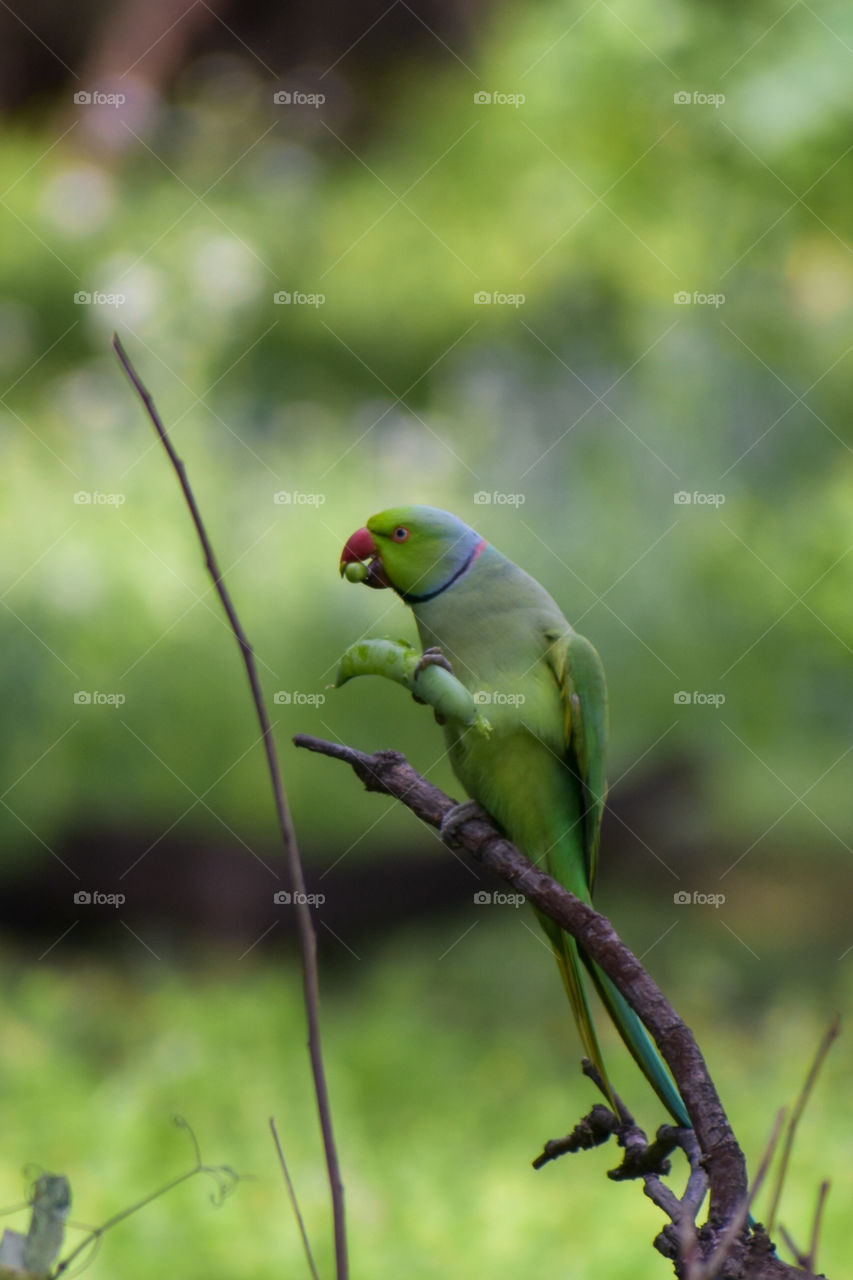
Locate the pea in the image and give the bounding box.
[344,561,368,583]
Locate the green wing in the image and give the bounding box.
[537,628,614,1106]
[547,627,609,893]
[547,627,690,1125]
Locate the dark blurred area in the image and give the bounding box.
[4,767,694,955]
[0,0,482,118]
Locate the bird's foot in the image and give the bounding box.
[412,647,455,721]
[414,645,454,678]
[439,799,490,846]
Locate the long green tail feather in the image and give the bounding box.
[583,957,690,1127]
[537,902,689,1125]
[537,909,620,1114]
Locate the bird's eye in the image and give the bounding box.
[392,526,409,542]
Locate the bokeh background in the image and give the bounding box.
[2,0,852,1274]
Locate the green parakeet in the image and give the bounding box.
[340,504,689,1127]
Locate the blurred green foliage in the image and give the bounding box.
[1,918,849,1278]
[3,0,853,871]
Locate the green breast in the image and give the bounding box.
[412,549,586,883]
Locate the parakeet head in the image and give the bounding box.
[340,505,486,602]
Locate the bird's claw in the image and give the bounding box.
[439,799,490,845]
[414,646,454,678]
[413,647,454,720]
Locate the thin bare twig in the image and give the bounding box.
[806,1180,830,1276]
[780,1178,831,1278]
[767,1015,840,1235]
[270,1118,320,1280]
[748,1109,787,1216]
[778,1225,801,1267]
[113,336,347,1279]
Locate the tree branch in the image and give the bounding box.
[293,734,815,1279]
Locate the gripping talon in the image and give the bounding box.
[414,646,454,678]
[439,799,490,845]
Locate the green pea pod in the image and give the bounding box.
[335,638,419,688]
[335,638,491,735]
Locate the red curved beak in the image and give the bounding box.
[339,526,390,589]
[339,526,377,572]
